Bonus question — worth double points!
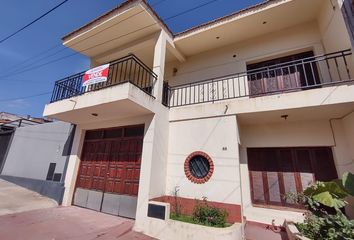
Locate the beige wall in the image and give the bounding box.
[318,0,352,53]
[331,111,354,219]
[343,112,354,162]
[166,21,323,87]
[317,0,354,80]
[166,115,241,205]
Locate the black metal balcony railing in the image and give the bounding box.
[50,54,157,103]
[163,49,353,107]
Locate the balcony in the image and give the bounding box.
[44,54,159,124]
[50,54,156,103]
[164,50,353,107]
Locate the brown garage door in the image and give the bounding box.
[247,147,338,208]
[73,125,144,218]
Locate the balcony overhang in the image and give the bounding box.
[174,0,324,56]
[237,102,354,126]
[43,82,157,124]
[62,0,172,60]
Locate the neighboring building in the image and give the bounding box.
[0,111,51,124]
[0,113,74,204]
[43,0,354,239]
[0,113,48,175]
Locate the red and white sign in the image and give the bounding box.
[82,64,110,87]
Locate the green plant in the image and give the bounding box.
[173,186,182,217]
[192,197,229,227]
[286,172,354,240]
[296,210,354,240]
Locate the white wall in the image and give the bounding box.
[2,122,73,181]
[166,115,241,205]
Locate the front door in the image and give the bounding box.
[73,125,144,218]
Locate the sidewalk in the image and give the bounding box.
[0,206,153,240]
[0,179,57,216]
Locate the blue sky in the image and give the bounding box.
[0,0,263,117]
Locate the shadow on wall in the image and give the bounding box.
[62,125,76,157]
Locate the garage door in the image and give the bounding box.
[73,125,144,218]
[247,147,338,208]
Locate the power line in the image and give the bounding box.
[1,44,64,74]
[164,0,219,21]
[0,0,221,80]
[0,0,168,78]
[0,92,51,102]
[0,0,70,44]
[0,0,223,102]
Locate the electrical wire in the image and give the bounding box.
[0,0,221,80]
[0,0,70,44]
[0,0,222,102]
[0,92,51,102]
[0,0,169,78]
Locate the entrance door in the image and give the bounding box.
[73,125,144,218]
[247,147,337,208]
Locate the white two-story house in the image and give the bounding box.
[44,0,354,239]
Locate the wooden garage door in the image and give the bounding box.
[248,147,338,208]
[76,125,144,196]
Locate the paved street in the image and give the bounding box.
[0,206,153,240]
[0,179,152,240]
[0,179,57,216]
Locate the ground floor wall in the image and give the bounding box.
[0,122,74,203]
[166,116,241,209]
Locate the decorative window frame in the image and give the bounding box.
[184,151,214,184]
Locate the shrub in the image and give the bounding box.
[285,172,354,240]
[296,211,354,240]
[192,197,229,227]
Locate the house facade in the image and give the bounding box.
[43,0,354,239]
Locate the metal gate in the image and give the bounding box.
[73,125,144,218]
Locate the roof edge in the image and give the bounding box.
[62,0,283,46]
[62,0,174,42]
[174,0,280,39]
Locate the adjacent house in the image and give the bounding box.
[0,113,75,204]
[43,0,354,239]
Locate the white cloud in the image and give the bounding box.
[5,99,30,109]
[0,47,26,61]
